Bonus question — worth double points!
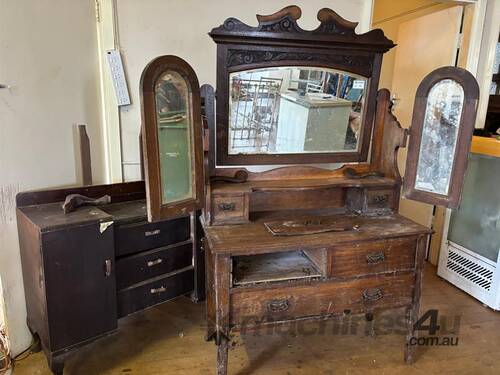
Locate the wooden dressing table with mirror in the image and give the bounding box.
[194,6,478,375]
[16,4,479,375]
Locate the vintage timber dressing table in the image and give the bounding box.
[194,6,479,375]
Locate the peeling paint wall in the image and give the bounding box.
[0,0,104,355]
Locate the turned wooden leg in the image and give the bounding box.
[213,254,231,375]
[216,334,229,375]
[405,235,427,364]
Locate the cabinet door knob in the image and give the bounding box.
[104,259,112,277]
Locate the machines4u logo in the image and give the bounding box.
[410,309,460,346]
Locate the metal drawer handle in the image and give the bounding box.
[363,288,383,302]
[267,299,289,313]
[218,202,236,211]
[366,252,385,264]
[147,258,163,267]
[150,286,167,294]
[372,194,389,204]
[145,229,161,237]
[104,259,112,277]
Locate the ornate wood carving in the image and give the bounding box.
[210,5,394,51]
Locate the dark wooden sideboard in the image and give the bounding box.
[16,181,204,374]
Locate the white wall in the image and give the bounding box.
[113,0,374,180]
[0,0,104,355]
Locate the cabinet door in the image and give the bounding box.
[42,221,116,351]
[403,66,480,208]
[141,55,204,221]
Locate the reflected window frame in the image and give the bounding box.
[404,66,479,209]
[140,55,204,222]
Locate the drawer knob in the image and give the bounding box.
[218,202,236,211]
[366,252,385,264]
[363,288,383,302]
[150,286,167,294]
[267,299,289,312]
[147,258,163,267]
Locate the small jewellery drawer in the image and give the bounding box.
[115,216,190,256]
[117,268,194,318]
[230,273,414,326]
[211,194,248,225]
[116,241,193,290]
[328,237,417,278]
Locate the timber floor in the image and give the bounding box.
[13,264,500,374]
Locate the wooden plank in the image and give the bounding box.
[78,124,92,186]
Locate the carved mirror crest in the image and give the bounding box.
[404,66,479,208]
[141,55,204,221]
[209,5,395,166]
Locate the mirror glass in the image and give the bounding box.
[415,79,464,195]
[228,67,367,155]
[155,71,194,204]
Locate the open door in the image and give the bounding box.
[141,55,204,222]
[404,66,479,208]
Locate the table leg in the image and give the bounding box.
[214,254,231,375]
[405,235,427,363]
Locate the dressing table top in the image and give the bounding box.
[202,213,431,256]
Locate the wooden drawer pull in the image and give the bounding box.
[147,258,163,267]
[218,202,236,211]
[150,286,167,294]
[366,252,385,264]
[363,288,383,302]
[267,299,290,312]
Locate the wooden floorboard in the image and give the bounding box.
[13,263,500,374]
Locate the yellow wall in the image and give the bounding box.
[373,0,455,90]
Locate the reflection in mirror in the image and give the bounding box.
[228,67,367,155]
[155,71,193,204]
[415,79,464,195]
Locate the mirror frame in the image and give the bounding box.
[404,66,479,209]
[209,6,395,166]
[140,55,204,221]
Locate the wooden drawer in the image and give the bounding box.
[230,273,414,326]
[328,237,416,278]
[117,268,194,318]
[115,216,190,257]
[211,194,248,225]
[116,241,193,290]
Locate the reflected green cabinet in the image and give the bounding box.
[141,56,204,221]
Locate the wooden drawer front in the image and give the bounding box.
[366,189,395,210]
[116,242,193,290]
[230,273,414,326]
[328,238,416,278]
[212,194,248,225]
[117,268,194,318]
[115,216,190,257]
